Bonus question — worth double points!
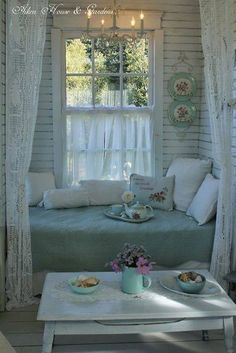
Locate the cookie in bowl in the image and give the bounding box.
[176,271,206,294]
[68,275,100,294]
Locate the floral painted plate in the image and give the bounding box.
[168,101,197,128]
[168,72,197,101]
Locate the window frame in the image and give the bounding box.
[52,28,163,187]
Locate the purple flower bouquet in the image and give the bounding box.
[110,243,154,275]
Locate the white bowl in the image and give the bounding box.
[68,277,100,295]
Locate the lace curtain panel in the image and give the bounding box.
[6,0,48,309]
[199,0,235,288]
[65,111,152,185]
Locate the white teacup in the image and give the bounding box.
[111,204,123,215]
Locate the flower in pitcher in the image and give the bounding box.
[136,256,153,275]
[121,191,135,204]
[109,243,154,274]
[110,259,121,273]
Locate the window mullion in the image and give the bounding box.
[92,39,95,107]
[120,42,123,108]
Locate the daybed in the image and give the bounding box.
[30,206,215,273]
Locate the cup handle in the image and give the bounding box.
[145,205,153,215]
[143,275,152,289]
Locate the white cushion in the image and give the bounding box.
[186,174,219,225]
[130,174,175,211]
[26,172,56,206]
[166,158,212,211]
[79,180,128,205]
[43,188,89,210]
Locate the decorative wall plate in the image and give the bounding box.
[168,101,197,128]
[168,72,197,101]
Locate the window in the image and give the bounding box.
[56,30,163,186]
[65,38,149,108]
[64,37,153,185]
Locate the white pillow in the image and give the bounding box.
[166,158,212,211]
[186,174,219,225]
[79,180,128,205]
[130,174,175,211]
[43,188,89,210]
[26,172,56,206]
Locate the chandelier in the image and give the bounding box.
[85,0,145,42]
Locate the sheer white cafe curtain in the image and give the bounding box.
[65,111,152,185]
[6,0,47,309]
[199,0,235,288]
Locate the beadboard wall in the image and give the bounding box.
[30,15,53,172]
[30,0,203,175]
[0,0,6,311]
[1,1,6,219]
[233,4,236,175]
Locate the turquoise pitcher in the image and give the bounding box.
[121,266,152,294]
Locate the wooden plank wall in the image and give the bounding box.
[30,0,203,175]
[233,1,236,176]
[30,15,54,172]
[0,0,6,311]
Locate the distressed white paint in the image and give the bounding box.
[199,1,236,178]
[31,0,203,175]
[0,0,6,312]
[38,271,236,353]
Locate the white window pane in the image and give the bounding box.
[123,39,149,74]
[66,38,92,74]
[95,77,121,107]
[66,76,92,107]
[94,39,120,73]
[123,76,148,107]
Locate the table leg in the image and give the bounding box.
[224,317,234,353]
[42,322,55,353]
[202,330,209,341]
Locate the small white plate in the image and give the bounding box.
[159,274,222,297]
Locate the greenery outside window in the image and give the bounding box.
[65,37,150,108]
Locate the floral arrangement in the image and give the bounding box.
[121,191,135,204]
[110,243,154,275]
[175,105,192,122]
[174,79,191,96]
[149,187,168,203]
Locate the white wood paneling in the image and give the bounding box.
[232,1,236,176]
[0,0,6,312]
[30,16,54,172]
[31,0,203,176]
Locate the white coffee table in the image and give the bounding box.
[37,270,236,353]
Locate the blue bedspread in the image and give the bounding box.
[29,206,215,272]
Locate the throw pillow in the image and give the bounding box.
[186,174,219,225]
[43,188,89,210]
[79,180,128,206]
[130,174,175,211]
[166,158,212,211]
[26,172,56,206]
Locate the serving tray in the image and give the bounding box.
[104,209,154,223]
